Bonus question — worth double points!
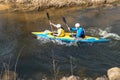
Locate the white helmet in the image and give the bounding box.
[56,24,61,28]
[75,23,80,28]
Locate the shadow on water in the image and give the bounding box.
[0,6,120,79]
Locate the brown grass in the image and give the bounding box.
[0,4,10,10]
[30,0,90,8]
[0,0,119,11]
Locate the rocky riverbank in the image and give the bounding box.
[0,0,120,12]
[1,67,120,80]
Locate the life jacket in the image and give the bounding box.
[76,27,85,38]
[57,28,65,37]
[80,27,85,38]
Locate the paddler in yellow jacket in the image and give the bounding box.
[50,22,65,37]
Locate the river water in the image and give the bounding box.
[0,6,120,79]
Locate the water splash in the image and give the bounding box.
[37,37,78,46]
[35,30,79,46]
[104,26,112,33]
[99,28,120,40]
[54,40,78,46]
[87,28,99,36]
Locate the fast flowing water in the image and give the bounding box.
[0,6,120,79]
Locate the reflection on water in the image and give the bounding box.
[0,6,120,79]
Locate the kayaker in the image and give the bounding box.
[68,23,85,38]
[50,22,65,37]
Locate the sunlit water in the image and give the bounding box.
[0,6,120,79]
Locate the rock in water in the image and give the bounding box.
[107,67,120,80]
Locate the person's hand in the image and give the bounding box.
[72,36,77,40]
[50,22,52,25]
[68,27,70,31]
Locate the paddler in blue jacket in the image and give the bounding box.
[69,23,85,38]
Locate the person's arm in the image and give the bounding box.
[50,22,57,28]
[70,27,77,31]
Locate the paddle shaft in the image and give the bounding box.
[46,13,54,33]
[63,17,73,32]
[62,17,73,37]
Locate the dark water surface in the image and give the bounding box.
[0,6,120,79]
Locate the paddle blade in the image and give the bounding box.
[46,12,50,20]
[62,17,67,24]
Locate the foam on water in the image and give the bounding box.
[37,36,78,46]
[35,30,79,46]
[99,27,120,40]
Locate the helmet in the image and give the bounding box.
[56,24,61,28]
[75,23,80,28]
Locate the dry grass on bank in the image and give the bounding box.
[0,0,90,11]
[0,0,119,11]
[0,4,10,10]
[31,0,87,7]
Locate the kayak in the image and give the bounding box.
[32,31,110,43]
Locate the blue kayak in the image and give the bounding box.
[32,31,110,43]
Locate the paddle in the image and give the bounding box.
[63,17,70,31]
[46,12,54,33]
[62,17,73,37]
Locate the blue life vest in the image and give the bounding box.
[70,26,85,38]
